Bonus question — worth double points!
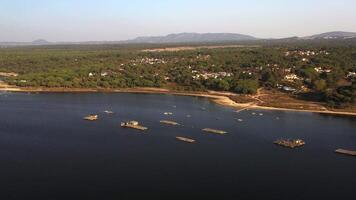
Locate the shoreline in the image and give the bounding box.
[1,86,355,116]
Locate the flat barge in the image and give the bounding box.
[202,128,227,135]
[160,120,179,126]
[274,139,305,149]
[121,121,148,131]
[176,136,196,143]
[335,149,356,156]
[84,115,98,121]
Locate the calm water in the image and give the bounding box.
[0,92,355,200]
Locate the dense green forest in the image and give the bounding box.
[0,42,355,107]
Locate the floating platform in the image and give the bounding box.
[202,128,227,135]
[160,120,179,126]
[274,139,305,149]
[335,149,356,156]
[176,136,196,143]
[84,115,98,121]
[121,121,148,131]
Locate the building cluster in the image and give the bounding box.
[192,71,233,80]
[285,50,330,57]
[196,54,211,60]
[132,57,167,65]
[284,73,302,81]
[347,71,356,79]
[314,67,332,73]
[88,71,111,77]
[0,72,18,77]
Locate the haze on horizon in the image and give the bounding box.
[1,0,356,42]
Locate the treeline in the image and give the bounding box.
[0,44,355,107]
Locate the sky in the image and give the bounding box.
[1,0,356,42]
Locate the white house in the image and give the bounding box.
[314,67,332,73]
[284,74,301,81]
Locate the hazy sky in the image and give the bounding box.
[1,0,356,42]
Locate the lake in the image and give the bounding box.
[0,92,355,200]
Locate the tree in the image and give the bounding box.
[261,70,277,87]
[313,79,327,92]
[215,79,230,91]
[233,79,259,94]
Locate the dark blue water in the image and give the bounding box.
[0,92,355,200]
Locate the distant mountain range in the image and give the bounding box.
[0,39,51,47]
[302,31,356,40]
[1,31,356,46]
[31,39,51,45]
[127,33,257,43]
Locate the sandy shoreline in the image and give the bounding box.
[1,86,355,116]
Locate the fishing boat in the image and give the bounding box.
[104,110,114,114]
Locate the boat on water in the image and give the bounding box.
[335,149,356,156]
[202,128,227,135]
[274,139,305,149]
[83,115,98,121]
[104,110,114,114]
[164,112,173,115]
[160,120,179,126]
[121,121,148,131]
[176,136,196,143]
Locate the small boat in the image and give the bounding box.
[160,120,179,126]
[164,112,173,115]
[335,149,356,156]
[237,118,243,122]
[104,110,114,114]
[176,136,196,143]
[202,128,227,135]
[84,115,98,121]
[121,121,148,131]
[274,139,305,149]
